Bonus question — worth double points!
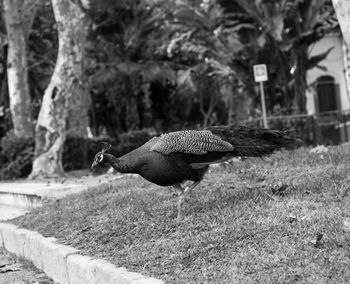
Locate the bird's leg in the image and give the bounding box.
[173,181,200,221]
[172,183,185,221]
[177,193,185,221]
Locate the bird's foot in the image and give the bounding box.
[183,186,194,198]
[176,212,182,222]
[184,186,190,194]
[183,181,200,195]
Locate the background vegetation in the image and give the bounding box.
[0,0,341,179]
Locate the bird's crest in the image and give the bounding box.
[100,142,112,153]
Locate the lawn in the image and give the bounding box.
[13,145,350,283]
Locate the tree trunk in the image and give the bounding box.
[332,0,350,48]
[3,0,35,138]
[67,84,90,137]
[199,90,218,127]
[22,0,40,40]
[124,76,140,131]
[140,83,153,128]
[294,47,308,113]
[66,21,90,138]
[30,0,88,178]
[65,1,90,138]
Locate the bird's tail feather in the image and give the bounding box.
[207,125,302,157]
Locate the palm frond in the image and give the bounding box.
[306,46,334,70]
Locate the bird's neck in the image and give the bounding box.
[104,154,131,173]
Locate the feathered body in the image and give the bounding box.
[94,125,299,186]
[92,125,301,219]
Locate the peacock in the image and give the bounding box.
[91,125,301,220]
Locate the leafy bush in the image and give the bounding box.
[114,129,155,155]
[62,136,116,171]
[0,132,34,180]
[0,130,156,180]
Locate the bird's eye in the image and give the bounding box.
[98,153,103,162]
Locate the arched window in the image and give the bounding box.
[316,75,338,112]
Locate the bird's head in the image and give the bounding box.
[91,142,113,169]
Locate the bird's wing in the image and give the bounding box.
[150,130,234,155]
[189,155,232,169]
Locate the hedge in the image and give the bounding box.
[0,130,154,180]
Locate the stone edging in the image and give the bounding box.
[0,222,163,284]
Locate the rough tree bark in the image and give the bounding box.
[65,1,90,138]
[124,76,140,131]
[30,0,89,178]
[22,0,40,40]
[332,0,350,48]
[3,0,39,138]
[294,47,308,114]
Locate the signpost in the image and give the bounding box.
[253,64,268,128]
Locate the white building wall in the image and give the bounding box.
[306,34,350,113]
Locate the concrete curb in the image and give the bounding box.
[0,222,163,284]
[0,177,124,209]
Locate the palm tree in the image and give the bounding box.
[87,1,175,132]
[220,0,337,114]
[172,0,338,116]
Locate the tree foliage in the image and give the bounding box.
[218,0,338,113]
[0,0,340,146]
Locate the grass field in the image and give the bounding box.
[13,145,350,283]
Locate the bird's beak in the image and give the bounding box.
[91,160,98,169]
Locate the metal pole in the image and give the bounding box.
[259,81,268,128]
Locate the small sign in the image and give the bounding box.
[253,64,268,82]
